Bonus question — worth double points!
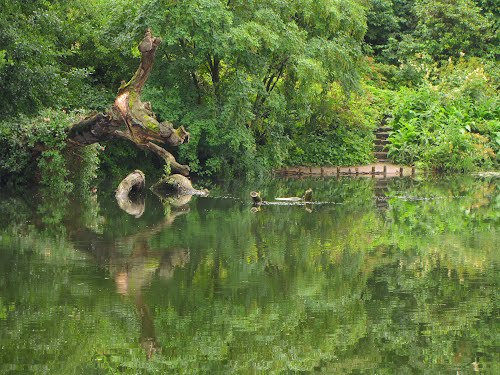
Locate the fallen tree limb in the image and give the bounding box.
[116,170,146,217]
[114,130,190,176]
[250,189,313,205]
[151,174,208,196]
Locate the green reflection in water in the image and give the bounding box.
[0,176,498,374]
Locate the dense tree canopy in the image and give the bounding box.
[0,1,498,371]
[132,0,371,175]
[0,0,498,186]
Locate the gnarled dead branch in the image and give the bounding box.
[67,29,190,177]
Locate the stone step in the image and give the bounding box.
[377,126,393,132]
[375,132,391,140]
[374,151,388,159]
[374,138,390,146]
[375,144,388,152]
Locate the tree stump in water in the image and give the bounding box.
[250,191,262,205]
[303,188,313,202]
[151,174,208,196]
[116,170,145,198]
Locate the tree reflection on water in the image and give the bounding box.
[0,176,498,373]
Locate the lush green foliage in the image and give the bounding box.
[0,0,117,116]
[366,0,497,63]
[0,0,147,186]
[0,0,498,186]
[0,109,101,190]
[130,0,370,176]
[386,59,499,171]
[364,0,498,171]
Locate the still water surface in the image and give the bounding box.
[0,176,498,374]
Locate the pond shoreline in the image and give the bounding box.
[275,163,417,178]
[275,165,500,179]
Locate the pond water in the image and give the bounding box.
[0,175,498,374]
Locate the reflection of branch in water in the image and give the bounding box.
[69,196,191,361]
[98,243,190,361]
[114,248,191,360]
[116,193,145,218]
[113,247,190,296]
[113,206,190,259]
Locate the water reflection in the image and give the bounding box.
[116,191,145,218]
[73,193,192,360]
[0,176,498,373]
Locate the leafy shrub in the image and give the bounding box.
[177,113,260,178]
[0,109,76,185]
[0,109,102,191]
[286,127,374,166]
[387,59,499,171]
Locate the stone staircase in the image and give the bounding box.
[373,125,392,211]
[374,126,392,162]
